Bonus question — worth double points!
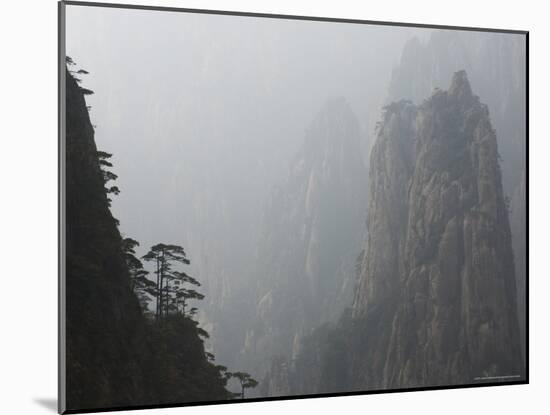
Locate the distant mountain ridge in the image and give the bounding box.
[241,98,368,395]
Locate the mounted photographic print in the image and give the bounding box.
[59,1,528,413]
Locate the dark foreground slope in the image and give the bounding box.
[64,68,229,411]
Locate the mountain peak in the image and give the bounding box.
[352,66,522,389]
[448,70,473,101]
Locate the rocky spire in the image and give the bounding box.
[448,69,474,101]
[352,71,523,389]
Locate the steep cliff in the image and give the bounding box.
[387,32,527,354]
[242,98,368,394]
[352,71,523,389]
[65,67,149,409]
[64,67,230,411]
[353,100,417,314]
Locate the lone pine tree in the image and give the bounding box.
[231,372,258,399]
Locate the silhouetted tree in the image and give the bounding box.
[142,244,191,319]
[214,365,235,390]
[170,270,204,316]
[65,65,236,409]
[231,372,258,399]
[65,57,93,92]
[80,87,94,96]
[97,151,119,206]
[122,237,156,312]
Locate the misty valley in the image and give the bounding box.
[63,8,526,412]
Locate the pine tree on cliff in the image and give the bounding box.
[171,270,204,316]
[122,237,156,312]
[97,151,120,206]
[65,58,236,410]
[232,372,258,399]
[142,243,191,319]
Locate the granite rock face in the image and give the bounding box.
[387,32,527,357]
[353,100,417,315]
[352,71,523,389]
[244,98,368,394]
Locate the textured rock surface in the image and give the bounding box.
[352,71,523,389]
[243,98,368,394]
[353,100,417,314]
[387,32,527,357]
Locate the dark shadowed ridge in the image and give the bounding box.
[64,67,231,411]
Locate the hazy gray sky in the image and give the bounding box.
[65,5,432,270]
